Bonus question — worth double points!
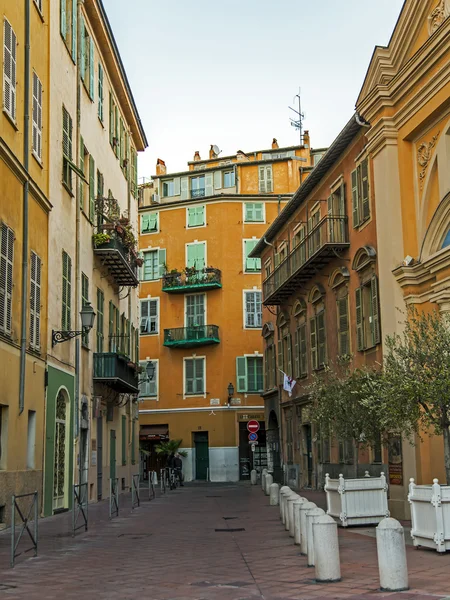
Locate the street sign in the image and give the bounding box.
[248,432,258,442]
[247,420,260,434]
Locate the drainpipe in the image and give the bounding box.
[19,0,31,414]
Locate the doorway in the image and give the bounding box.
[53,391,69,512]
[194,431,209,480]
[303,424,313,487]
[97,416,103,500]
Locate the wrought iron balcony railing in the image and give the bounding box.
[191,188,206,198]
[93,232,139,287]
[163,325,220,348]
[263,216,349,305]
[93,352,139,393]
[162,268,222,293]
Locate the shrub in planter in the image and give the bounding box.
[92,233,111,247]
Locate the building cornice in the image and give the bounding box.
[138,193,293,213]
[139,405,265,414]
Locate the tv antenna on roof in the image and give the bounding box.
[289,88,305,145]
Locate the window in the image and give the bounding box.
[80,17,94,100]
[337,295,350,356]
[162,180,175,197]
[141,213,158,234]
[244,240,261,272]
[140,298,158,334]
[60,0,77,62]
[89,155,95,222]
[96,288,104,352]
[96,170,104,225]
[190,175,205,198]
[186,242,206,271]
[264,336,276,390]
[339,439,354,464]
[27,410,36,469]
[3,19,17,121]
[98,63,104,121]
[0,223,14,335]
[244,291,262,328]
[356,275,380,350]
[32,73,43,161]
[351,158,370,227]
[130,147,138,197]
[61,251,72,331]
[79,137,86,209]
[223,170,235,188]
[185,294,205,327]
[236,356,263,393]
[108,301,119,352]
[308,209,321,255]
[81,273,89,346]
[0,404,7,469]
[327,182,346,242]
[30,251,41,350]
[141,249,166,281]
[109,92,116,149]
[310,308,326,370]
[187,206,205,228]
[294,322,308,378]
[140,360,158,398]
[264,259,272,280]
[244,203,264,223]
[258,165,273,193]
[62,106,73,190]
[184,357,205,395]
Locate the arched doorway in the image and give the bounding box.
[267,410,281,483]
[53,390,69,511]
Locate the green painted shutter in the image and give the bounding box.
[361,159,370,221]
[97,288,104,353]
[89,155,95,222]
[149,213,158,232]
[245,203,253,221]
[98,64,103,120]
[299,322,307,376]
[122,415,127,466]
[310,317,317,370]
[195,358,204,393]
[79,136,84,209]
[109,93,114,145]
[158,248,166,277]
[187,207,195,227]
[236,356,247,392]
[89,40,95,100]
[351,168,359,228]
[259,166,266,193]
[245,240,260,272]
[294,329,299,378]
[71,0,77,61]
[60,0,66,39]
[371,275,381,345]
[255,203,264,222]
[185,359,194,394]
[287,334,292,377]
[355,287,364,351]
[110,430,116,479]
[337,297,349,356]
[317,311,326,367]
[141,214,150,232]
[80,18,85,81]
[265,166,273,192]
[108,300,114,351]
[277,338,283,384]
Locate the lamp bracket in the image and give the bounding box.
[52,329,85,347]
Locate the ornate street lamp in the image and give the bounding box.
[227,382,234,405]
[146,360,155,381]
[52,302,96,346]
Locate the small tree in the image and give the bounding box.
[155,439,188,460]
[309,357,384,478]
[381,307,450,484]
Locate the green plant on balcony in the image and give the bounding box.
[92,232,111,247]
[185,266,197,279]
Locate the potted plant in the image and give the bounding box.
[119,215,129,225]
[92,232,111,247]
[135,257,144,267]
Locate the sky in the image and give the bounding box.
[102,0,405,179]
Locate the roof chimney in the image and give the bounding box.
[272,138,279,149]
[303,130,310,148]
[156,158,166,176]
[193,151,201,162]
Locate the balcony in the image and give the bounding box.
[162,268,222,293]
[93,352,139,393]
[163,325,220,348]
[191,188,206,198]
[263,216,349,305]
[93,232,139,287]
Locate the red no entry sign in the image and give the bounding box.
[247,420,260,434]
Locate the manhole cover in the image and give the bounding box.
[215,528,245,532]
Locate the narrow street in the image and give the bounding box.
[0,484,449,600]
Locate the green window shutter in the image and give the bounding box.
[71,0,77,61]
[131,421,136,465]
[351,168,359,228]
[60,0,66,39]
[149,213,158,232]
[80,18,85,81]
[79,136,84,209]
[265,166,273,192]
[236,356,247,392]
[195,358,204,394]
[98,64,103,120]
[135,327,139,364]
[108,300,114,351]
[287,334,292,377]
[317,311,326,367]
[185,359,194,394]
[158,248,166,277]
[245,203,254,222]
[141,214,150,233]
[294,329,299,379]
[277,338,283,384]
[264,348,269,390]
[89,39,95,100]
[196,206,205,226]
[299,322,307,377]
[258,166,266,193]
[371,275,381,346]
[109,93,114,145]
[255,203,264,222]
[361,159,370,221]
[355,287,364,351]
[337,297,349,356]
[187,207,195,227]
[187,243,205,270]
[89,155,95,222]
[96,288,104,353]
[122,415,127,466]
[245,240,261,272]
[327,195,333,242]
[214,170,222,189]
[114,106,119,156]
[310,317,317,370]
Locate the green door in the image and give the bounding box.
[194,431,209,480]
[110,429,116,481]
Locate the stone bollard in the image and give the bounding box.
[269,482,280,506]
[250,469,257,485]
[264,473,273,495]
[280,487,291,524]
[261,470,267,492]
[287,494,300,537]
[299,501,317,555]
[376,518,409,592]
[293,498,305,545]
[285,492,297,532]
[306,507,326,567]
[313,514,341,583]
[283,490,294,529]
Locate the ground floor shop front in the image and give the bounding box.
[139,408,267,482]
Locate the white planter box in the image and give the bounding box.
[408,478,450,553]
[325,472,390,527]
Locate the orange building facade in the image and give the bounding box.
[138,139,325,481]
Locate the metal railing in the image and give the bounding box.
[163,324,220,346]
[162,267,221,291]
[191,188,206,198]
[131,474,140,509]
[10,491,38,568]
[109,478,119,519]
[148,471,156,500]
[93,352,139,392]
[263,215,349,303]
[72,483,88,536]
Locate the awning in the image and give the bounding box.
[139,425,169,440]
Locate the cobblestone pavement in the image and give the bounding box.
[0,483,449,600]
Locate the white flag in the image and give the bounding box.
[282,372,296,397]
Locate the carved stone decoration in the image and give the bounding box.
[418,132,440,188]
[428,0,450,35]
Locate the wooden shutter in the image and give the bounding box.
[255,203,264,222]
[310,317,317,370]
[62,251,71,331]
[258,166,266,193]
[158,248,166,277]
[299,322,307,376]
[187,207,196,228]
[29,251,41,349]
[245,292,255,327]
[89,39,95,100]
[265,166,273,192]
[371,275,381,345]
[98,64,104,120]
[149,299,158,332]
[108,300,114,351]
[89,155,95,222]
[71,0,77,61]
[131,422,136,465]
[148,361,158,397]
[109,93,114,145]
[245,240,260,271]
[149,213,158,232]
[236,356,247,392]
[32,73,42,160]
[287,334,292,377]
[141,214,150,233]
[140,299,149,333]
[3,20,17,120]
[60,0,66,38]
[337,297,349,356]
[78,137,84,209]
[317,311,326,367]
[277,338,283,384]
[195,358,204,394]
[96,288,104,352]
[361,159,370,221]
[205,173,213,196]
[0,224,14,334]
[294,329,299,378]
[214,171,222,190]
[351,168,359,228]
[180,177,188,200]
[62,107,72,159]
[185,359,194,394]
[355,287,364,351]
[264,347,269,389]
[245,203,254,222]
[80,18,86,81]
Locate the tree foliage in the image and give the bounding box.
[155,439,188,458]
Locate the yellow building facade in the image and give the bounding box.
[138,139,324,481]
[0,0,51,527]
[356,0,450,516]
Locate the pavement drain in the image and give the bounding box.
[215,528,245,532]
